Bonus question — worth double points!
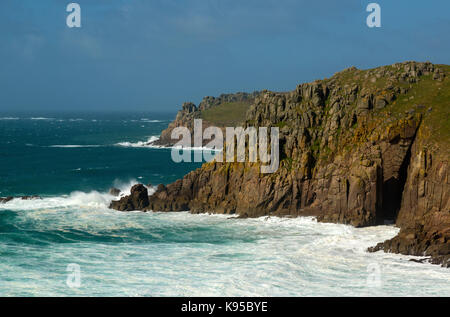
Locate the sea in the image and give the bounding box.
[0,112,448,296]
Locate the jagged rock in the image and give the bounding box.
[115,62,449,266]
[109,184,149,211]
[108,187,121,197]
[0,195,41,203]
[20,195,41,200]
[0,197,13,203]
[151,92,260,147]
[368,142,450,267]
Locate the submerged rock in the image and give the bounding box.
[108,187,121,197]
[0,197,13,203]
[0,195,41,203]
[21,195,41,200]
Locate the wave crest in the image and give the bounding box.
[0,180,156,211]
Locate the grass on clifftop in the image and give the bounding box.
[200,102,251,127]
[328,63,449,154]
[382,65,450,150]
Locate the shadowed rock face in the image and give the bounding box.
[369,143,450,267]
[111,61,449,266]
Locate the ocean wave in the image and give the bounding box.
[171,146,223,152]
[16,117,96,122]
[115,136,222,152]
[115,136,161,148]
[48,145,103,148]
[1,197,449,296]
[29,117,55,120]
[0,180,155,211]
[140,119,165,123]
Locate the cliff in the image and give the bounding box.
[112,61,449,267]
[151,92,260,147]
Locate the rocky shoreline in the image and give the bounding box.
[0,196,41,203]
[110,61,449,267]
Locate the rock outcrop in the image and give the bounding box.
[108,187,121,197]
[109,184,149,211]
[368,139,449,267]
[151,92,260,147]
[111,62,449,266]
[0,195,41,203]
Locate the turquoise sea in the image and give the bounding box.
[0,113,449,296]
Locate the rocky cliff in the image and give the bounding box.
[111,62,449,267]
[151,92,260,147]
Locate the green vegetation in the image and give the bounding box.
[380,65,450,148]
[200,102,251,126]
[275,121,288,128]
[324,63,449,155]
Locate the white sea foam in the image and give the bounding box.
[0,191,113,211]
[115,136,222,152]
[29,117,54,120]
[48,145,102,148]
[0,172,447,296]
[171,145,223,152]
[1,205,449,296]
[115,136,161,148]
[0,180,155,212]
[0,117,97,122]
[140,119,164,123]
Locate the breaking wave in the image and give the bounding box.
[0,180,155,212]
[115,136,161,148]
[115,136,222,152]
[48,145,103,148]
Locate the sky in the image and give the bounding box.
[0,0,449,112]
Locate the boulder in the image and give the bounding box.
[0,196,13,203]
[108,187,121,197]
[0,195,41,203]
[109,184,149,211]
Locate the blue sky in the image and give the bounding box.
[0,0,449,112]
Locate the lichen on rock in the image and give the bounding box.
[110,61,449,266]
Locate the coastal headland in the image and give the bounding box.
[110,61,450,267]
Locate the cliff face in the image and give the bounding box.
[152,92,260,147]
[112,62,449,266]
[368,130,449,266]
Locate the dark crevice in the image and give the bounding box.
[379,117,422,224]
[381,147,411,222]
[346,179,350,202]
